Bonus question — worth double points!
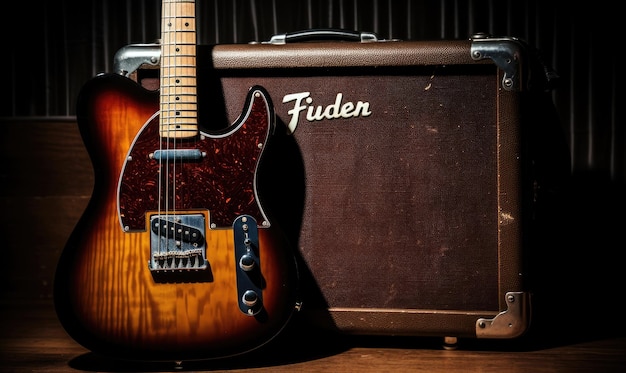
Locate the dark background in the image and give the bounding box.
[1,0,624,340]
[3,1,623,181]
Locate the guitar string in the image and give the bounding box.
[168,0,194,265]
[157,0,164,259]
[169,0,180,260]
[170,0,177,258]
[159,0,174,260]
[160,0,173,265]
[159,0,196,267]
[174,0,195,261]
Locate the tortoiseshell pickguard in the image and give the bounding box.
[118,87,272,231]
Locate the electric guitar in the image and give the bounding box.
[54,0,298,361]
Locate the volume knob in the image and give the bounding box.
[239,253,256,271]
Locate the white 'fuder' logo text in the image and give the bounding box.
[282,92,372,133]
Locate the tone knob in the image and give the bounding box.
[242,290,259,307]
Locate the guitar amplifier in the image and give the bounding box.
[115,30,565,344]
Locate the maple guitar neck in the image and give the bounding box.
[160,0,198,139]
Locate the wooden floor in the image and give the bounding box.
[1,299,624,373]
[1,121,625,372]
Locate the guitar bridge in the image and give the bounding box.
[149,214,208,272]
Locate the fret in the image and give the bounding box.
[161,2,195,11]
[162,0,195,3]
[161,118,198,123]
[160,117,199,123]
[160,107,198,114]
[162,32,195,38]
[160,89,197,96]
[160,76,197,83]
[160,74,196,79]
[160,83,197,92]
[160,120,199,126]
[160,98,197,104]
[159,127,199,139]
[160,102,197,107]
[159,127,199,133]
[160,101,197,106]
[160,69,197,76]
[160,115,198,121]
[160,84,197,91]
[161,108,198,114]
[161,85,196,94]
[160,74,196,78]
[159,125,199,130]
[161,116,198,121]
[160,57,196,64]
[161,101,198,109]
[159,0,197,140]
[160,59,196,63]
[161,45,196,53]
[159,60,197,67]
[160,73,197,80]
[160,59,197,64]
[159,118,198,125]
[161,44,196,50]
[160,102,197,109]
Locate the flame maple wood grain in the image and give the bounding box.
[54,74,297,361]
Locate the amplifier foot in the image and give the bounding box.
[443,336,458,350]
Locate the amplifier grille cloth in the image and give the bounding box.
[219,67,500,311]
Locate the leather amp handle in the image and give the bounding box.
[262,28,379,44]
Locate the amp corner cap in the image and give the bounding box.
[475,291,531,339]
[470,35,526,92]
[113,42,161,77]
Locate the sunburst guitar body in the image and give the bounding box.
[53,71,299,361]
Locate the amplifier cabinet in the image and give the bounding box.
[119,31,564,341]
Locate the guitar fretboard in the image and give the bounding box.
[160,0,198,139]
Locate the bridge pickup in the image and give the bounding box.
[151,217,204,244]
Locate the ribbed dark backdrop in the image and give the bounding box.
[3,0,623,183]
